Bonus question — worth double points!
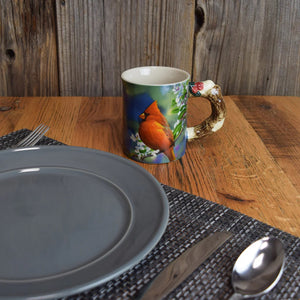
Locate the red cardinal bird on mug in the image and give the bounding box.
[139,101,176,161]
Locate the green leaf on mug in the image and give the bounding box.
[178,108,187,119]
[172,107,180,114]
[173,124,183,140]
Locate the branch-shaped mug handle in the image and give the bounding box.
[187,80,226,140]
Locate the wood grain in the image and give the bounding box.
[0,96,299,236]
[0,0,59,96]
[55,0,195,96]
[1,0,299,96]
[186,96,300,235]
[194,0,300,96]
[55,0,104,96]
[233,96,300,192]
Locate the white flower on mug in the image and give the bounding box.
[173,119,180,129]
[130,133,140,142]
[136,141,145,150]
[172,83,182,95]
[130,132,159,160]
[170,83,188,141]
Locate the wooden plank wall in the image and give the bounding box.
[0,0,299,97]
[0,0,59,96]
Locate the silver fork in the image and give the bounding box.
[12,124,50,148]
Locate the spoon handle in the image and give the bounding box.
[229,293,243,300]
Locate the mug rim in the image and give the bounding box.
[121,66,190,86]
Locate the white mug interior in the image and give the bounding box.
[121,66,190,85]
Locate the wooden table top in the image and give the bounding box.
[0,95,299,237]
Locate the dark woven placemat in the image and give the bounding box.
[1,129,299,300]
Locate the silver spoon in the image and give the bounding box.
[229,236,285,299]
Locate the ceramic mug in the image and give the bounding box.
[121,66,226,164]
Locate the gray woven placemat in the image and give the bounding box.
[1,129,299,300]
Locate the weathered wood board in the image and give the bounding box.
[0,0,299,96]
[0,0,59,96]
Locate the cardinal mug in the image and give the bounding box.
[121,66,226,164]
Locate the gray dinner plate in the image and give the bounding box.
[0,146,169,299]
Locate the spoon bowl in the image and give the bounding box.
[230,237,285,299]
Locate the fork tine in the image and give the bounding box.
[26,126,49,147]
[15,124,44,147]
[22,124,46,147]
[23,125,49,147]
[20,124,46,147]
